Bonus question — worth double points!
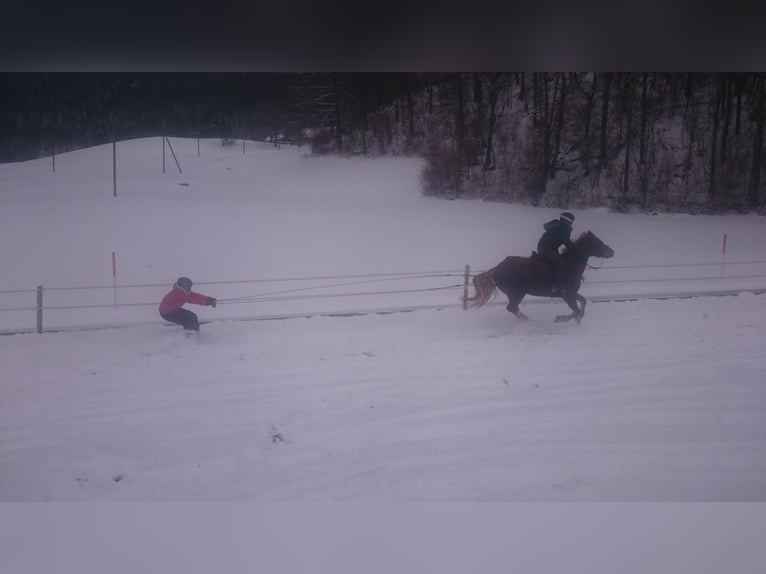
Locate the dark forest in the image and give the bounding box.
[2,73,764,212]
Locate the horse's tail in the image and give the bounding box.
[465,268,497,309]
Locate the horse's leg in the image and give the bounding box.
[554,293,585,324]
[500,290,528,320]
[494,263,529,321]
[575,294,587,322]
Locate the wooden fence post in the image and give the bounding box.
[463,264,470,310]
[36,286,43,334]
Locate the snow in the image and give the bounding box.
[1,138,766,569]
[3,294,765,502]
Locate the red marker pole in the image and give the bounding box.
[112,251,117,307]
[720,233,727,278]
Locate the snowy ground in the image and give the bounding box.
[1,138,766,503]
[2,294,766,502]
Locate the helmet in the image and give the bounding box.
[176,277,193,293]
[560,212,575,225]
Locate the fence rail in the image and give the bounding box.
[2,261,766,334]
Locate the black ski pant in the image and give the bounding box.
[538,247,564,287]
[161,308,200,331]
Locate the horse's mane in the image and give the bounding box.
[562,231,593,257]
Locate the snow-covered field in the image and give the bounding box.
[2,292,765,502]
[1,139,765,503]
[0,139,766,502]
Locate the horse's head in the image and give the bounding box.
[572,231,615,259]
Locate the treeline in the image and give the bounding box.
[312,73,766,213]
[0,73,418,160]
[2,73,765,212]
[0,73,298,159]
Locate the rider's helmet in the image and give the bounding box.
[176,277,193,293]
[559,212,575,225]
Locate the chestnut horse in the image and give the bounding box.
[466,231,615,323]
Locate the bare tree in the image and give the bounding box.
[290,73,344,152]
[638,73,651,205]
[483,73,501,171]
[578,72,599,175]
[552,73,567,179]
[735,73,746,136]
[710,75,723,202]
[749,73,765,208]
[622,76,634,195]
[456,73,465,159]
[599,72,613,169]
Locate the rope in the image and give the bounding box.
[586,273,766,285]
[26,270,466,292]
[0,283,466,313]
[195,270,466,284]
[2,272,764,314]
[3,261,764,295]
[1,302,156,312]
[597,260,766,270]
[2,261,765,315]
[220,273,463,303]
[233,284,465,304]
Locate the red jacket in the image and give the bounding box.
[159,285,210,314]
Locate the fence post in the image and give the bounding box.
[162,134,166,174]
[36,286,43,334]
[463,264,470,310]
[243,138,246,155]
[720,233,728,278]
[52,147,55,173]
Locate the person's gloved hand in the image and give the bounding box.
[207,297,217,308]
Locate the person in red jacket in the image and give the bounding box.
[159,277,217,331]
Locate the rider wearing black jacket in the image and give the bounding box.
[537,212,575,292]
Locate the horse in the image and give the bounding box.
[466,231,615,323]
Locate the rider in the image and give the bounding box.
[159,277,217,332]
[537,212,575,293]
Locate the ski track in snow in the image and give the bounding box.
[2,294,765,501]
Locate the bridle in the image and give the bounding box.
[587,244,613,269]
[567,235,611,271]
